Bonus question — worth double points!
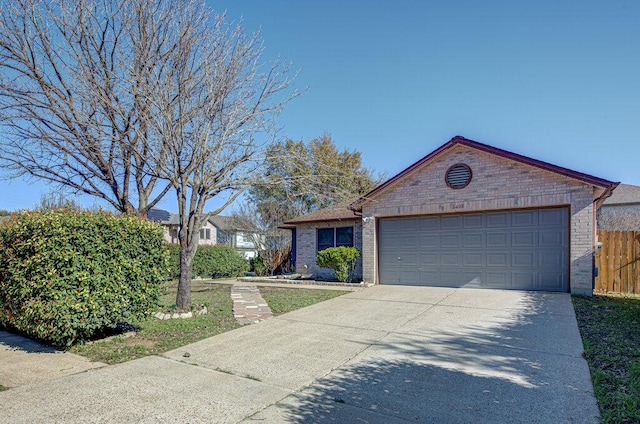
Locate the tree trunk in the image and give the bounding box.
[176,242,196,311]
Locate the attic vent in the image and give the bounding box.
[445,163,472,189]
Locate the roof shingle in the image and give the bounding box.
[603,184,640,206]
[283,200,361,225]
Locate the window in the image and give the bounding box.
[317,227,354,252]
[199,228,211,240]
[236,232,255,248]
[217,229,231,245]
[317,228,334,252]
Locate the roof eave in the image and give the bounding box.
[353,136,617,208]
[282,216,362,226]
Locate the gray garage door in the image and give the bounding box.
[378,208,569,291]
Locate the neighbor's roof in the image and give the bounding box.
[603,184,640,206]
[208,215,258,232]
[353,135,618,208]
[148,209,256,230]
[283,200,361,226]
[147,208,179,225]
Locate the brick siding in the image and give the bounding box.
[360,145,597,294]
[295,221,363,280]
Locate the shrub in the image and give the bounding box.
[167,244,249,279]
[250,255,268,276]
[0,210,169,347]
[316,246,361,283]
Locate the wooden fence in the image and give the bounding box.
[595,230,640,294]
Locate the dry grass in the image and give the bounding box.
[573,294,640,423]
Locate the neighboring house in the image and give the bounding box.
[597,183,640,231]
[148,209,259,259]
[284,135,618,294]
[208,215,260,259]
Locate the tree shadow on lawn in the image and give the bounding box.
[255,291,601,423]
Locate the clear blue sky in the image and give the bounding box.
[2,0,638,211]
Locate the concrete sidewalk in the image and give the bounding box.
[0,286,600,423]
[0,331,106,389]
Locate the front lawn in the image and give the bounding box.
[573,294,640,424]
[70,282,348,364]
[259,286,347,315]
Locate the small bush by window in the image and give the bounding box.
[316,246,360,283]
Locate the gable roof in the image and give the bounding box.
[353,135,617,208]
[208,215,258,232]
[148,208,257,231]
[282,199,361,226]
[603,183,640,206]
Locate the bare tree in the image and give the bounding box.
[232,202,292,276]
[35,190,83,212]
[0,0,176,215]
[144,5,297,310]
[0,0,297,310]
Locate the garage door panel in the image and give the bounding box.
[420,217,439,231]
[438,271,482,287]
[512,232,536,247]
[512,210,536,226]
[403,235,420,249]
[441,234,460,248]
[399,268,419,283]
[512,272,535,289]
[512,252,535,267]
[487,212,509,227]
[419,237,439,249]
[463,252,484,266]
[441,216,461,229]
[463,214,484,229]
[463,233,484,248]
[441,252,461,266]
[487,253,509,267]
[487,232,509,248]
[538,272,567,291]
[539,230,565,246]
[539,251,565,268]
[378,208,569,292]
[397,253,419,266]
[486,272,509,287]
[422,253,439,266]
[538,208,566,226]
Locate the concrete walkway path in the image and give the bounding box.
[231,285,273,325]
[0,286,600,423]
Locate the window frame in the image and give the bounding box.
[199,228,211,240]
[316,226,354,253]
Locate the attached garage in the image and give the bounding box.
[286,136,617,295]
[378,208,569,291]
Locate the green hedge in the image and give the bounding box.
[316,246,361,283]
[0,210,169,347]
[167,244,249,279]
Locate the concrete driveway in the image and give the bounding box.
[0,286,599,423]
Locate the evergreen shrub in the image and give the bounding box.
[0,210,169,347]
